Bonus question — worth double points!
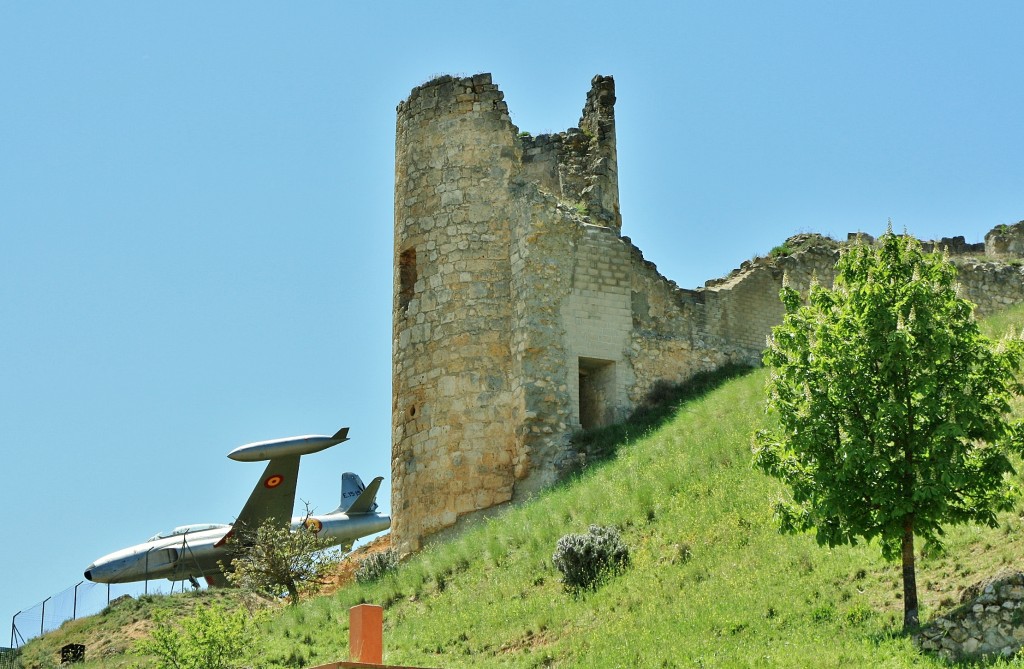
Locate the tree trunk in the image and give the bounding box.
[901,515,919,631]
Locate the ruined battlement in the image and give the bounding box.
[547,74,620,230]
[390,72,1024,555]
[397,73,512,123]
[518,76,619,230]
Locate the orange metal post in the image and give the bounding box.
[349,604,384,664]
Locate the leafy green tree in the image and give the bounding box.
[753,229,1024,630]
[135,602,266,669]
[223,511,338,605]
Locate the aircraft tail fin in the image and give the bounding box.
[332,427,349,442]
[339,472,365,512]
[338,472,376,514]
[339,474,384,515]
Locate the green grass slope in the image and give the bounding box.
[262,309,1024,668]
[23,305,1024,668]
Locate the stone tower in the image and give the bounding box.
[391,74,522,552]
[391,74,626,553]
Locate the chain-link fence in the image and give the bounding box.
[9,577,203,649]
[9,530,224,650]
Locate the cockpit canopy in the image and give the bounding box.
[147,523,230,542]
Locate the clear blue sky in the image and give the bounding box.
[2,1,1022,634]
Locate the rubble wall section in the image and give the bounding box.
[916,571,1024,661]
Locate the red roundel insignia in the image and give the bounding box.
[305,518,323,533]
[264,474,284,489]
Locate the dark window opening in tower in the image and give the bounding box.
[399,247,417,312]
[578,357,615,430]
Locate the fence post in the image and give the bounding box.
[11,611,25,649]
[40,597,50,637]
[349,604,383,665]
[73,582,81,620]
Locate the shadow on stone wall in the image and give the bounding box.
[562,363,756,480]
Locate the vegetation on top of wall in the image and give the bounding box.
[992,221,1024,236]
[733,232,842,275]
[781,232,843,255]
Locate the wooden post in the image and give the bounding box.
[349,604,383,664]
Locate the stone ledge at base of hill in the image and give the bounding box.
[916,571,1024,661]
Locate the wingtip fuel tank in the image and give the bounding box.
[227,427,349,462]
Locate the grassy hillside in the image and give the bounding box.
[276,369,1021,669]
[16,589,269,668]
[23,305,1024,668]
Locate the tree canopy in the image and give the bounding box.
[753,229,1024,629]
[223,512,338,605]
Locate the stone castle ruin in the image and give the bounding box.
[391,72,1024,554]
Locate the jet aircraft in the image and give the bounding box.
[84,427,390,586]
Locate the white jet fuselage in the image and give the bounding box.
[84,512,391,584]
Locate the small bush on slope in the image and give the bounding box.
[552,525,629,594]
[355,549,399,584]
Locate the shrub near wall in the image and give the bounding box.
[552,525,629,594]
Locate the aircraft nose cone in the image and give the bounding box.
[84,568,94,582]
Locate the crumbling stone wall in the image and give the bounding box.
[683,232,1024,364]
[698,241,841,366]
[956,258,1024,318]
[985,221,1024,258]
[916,571,1024,661]
[391,72,1024,554]
[519,76,620,231]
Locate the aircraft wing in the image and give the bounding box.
[231,455,301,535]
